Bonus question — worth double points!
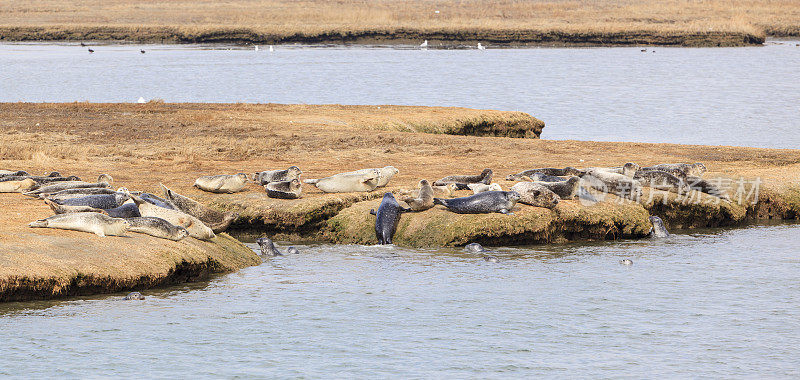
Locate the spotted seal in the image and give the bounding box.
[509,182,560,209]
[194,173,249,193]
[467,183,502,194]
[344,166,399,187]
[55,192,130,209]
[505,167,582,181]
[399,179,435,211]
[29,212,129,237]
[371,193,410,244]
[161,184,238,232]
[531,176,582,199]
[0,178,36,193]
[126,216,189,241]
[0,170,29,176]
[649,215,670,238]
[265,179,302,199]
[633,170,689,194]
[38,187,118,200]
[128,192,215,240]
[304,170,381,193]
[464,243,487,253]
[22,174,113,197]
[0,175,80,186]
[433,168,492,187]
[581,168,642,200]
[641,163,707,178]
[434,190,520,214]
[256,237,282,256]
[252,166,302,185]
[123,292,145,300]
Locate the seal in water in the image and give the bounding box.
[580,168,642,200]
[161,184,238,232]
[509,182,560,209]
[530,176,581,199]
[604,163,640,178]
[252,166,303,185]
[56,193,130,209]
[399,179,435,211]
[287,247,300,254]
[620,259,633,266]
[304,170,381,193]
[467,183,502,194]
[434,190,520,214]
[344,166,399,187]
[256,237,283,256]
[433,168,492,187]
[265,179,303,199]
[126,216,189,241]
[649,215,670,238]
[641,163,706,178]
[194,173,249,193]
[123,292,145,300]
[633,170,689,195]
[505,167,583,181]
[371,193,410,244]
[128,192,215,241]
[29,212,129,237]
[0,178,36,193]
[464,243,487,253]
[685,176,731,201]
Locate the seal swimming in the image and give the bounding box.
[29,212,129,237]
[685,176,731,201]
[161,184,238,232]
[641,163,706,178]
[433,168,492,187]
[464,243,487,253]
[194,173,249,193]
[128,192,215,241]
[371,193,410,244]
[304,170,381,193]
[434,190,520,214]
[649,215,670,238]
[265,179,303,199]
[126,217,189,241]
[252,166,302,185]
[256,237,282,256]
[509,182,560,209]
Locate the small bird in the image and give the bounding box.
[477,43,485,50]
[254,45,259,51]
[88,48,94,53]
[80,42,86,47]
[269,45,274,52]
[620,259,633,266]
[140,49,145,54]
[137,97,146,104]
[420,40,428,49]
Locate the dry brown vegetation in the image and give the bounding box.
[2,0,798,46]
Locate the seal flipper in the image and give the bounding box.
[369,209,376,215]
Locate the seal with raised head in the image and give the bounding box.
[344,166,399,187]
[0,178,36,193]
[161,184,238,232]
[129,192,215,240]
[399,179,435,211]
[126,216,189,241]
[530,176,582,199]
[605,163,641,178]
[194,173,249,193]
[265,179,302,199]
[371,193,410,244]
[509,182,560,209]
[467,183,502,194]
[304,170,381,193]
[580,168,642,200]
[649,216,670,238]
[505,167,583,181]
[256,237,282,256]
[434,190,520,214]
[433,168,492,187]
[252,166,302,185]
[29,212,129,237]
[56,192,130,209]
[633,170,689,194]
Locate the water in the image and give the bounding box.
[2,41,800,148]
[2,224,799,378]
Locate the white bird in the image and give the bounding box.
[477,43,485,50]
[269,45,274,52]
[137,97,146,104]
[420,40,428,49]
[254,45,259,51]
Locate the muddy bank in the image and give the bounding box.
[0,26,766,47]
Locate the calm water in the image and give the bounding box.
[2,41,800,148]
[2,224,799,378]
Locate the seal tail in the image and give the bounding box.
[21,191,41,198]
[433,198,447,206]
[303,179,319,184]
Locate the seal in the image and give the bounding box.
[620,259,633,266]
[433,168,492,187]
[29,212,129,237]
[161,184,238,232]
[434,190,520,214]
[128,192,215,240]
[505,167,583,181]
[483,255,500,263]
[256,237,282,256]
[399,179,435,211]
[123,292,146,300]
[467,183,502,194]
[304,170,381,193]
[605,163,641,178]
[194,173,249,193]
[344,166,399,187]
[530,176,581,199]
[0,178,36,193]
[252,166,302,185]
[104,203,142,218]
[685,176,731,201]
[138,192,176,209]
[518,173,567,183]
[38,187,118,201]
[509,182,560,209]
[22,174,113,197]
[633,170,689,194]
[371,193,410,244]
[287,247,300,254]
[126,216,189,241]
[44,199,105,215]
[265,179,303,199]
[464,243,487,253]
[641,163,706,178]
[0,170,29,176]
[56,192,130,209]
[649,216,670,238]
[580,168,642,200]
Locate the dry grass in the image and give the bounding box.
[1,0,798,45]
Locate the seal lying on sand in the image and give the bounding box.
[400,183,457,199]
[649,216,670,238]
[138,192,176,209]
[22,174,113,197]
[399,180,435,211]
[252,166,302,185]
[45,200,141,218]
[56,193,130,209]
[605,163,640,178]
[467,183,502,194]
[0,178,36,193]
[194,173,249,193]
[265,179,302,199]
[126,217,189,241]
[581,169,642,200]
[123,292,145,300]
[505,167,582,181]
[38,187,118,200]
[343,166,399,187]
[29,212,129,237]
[161,184,238,232]
[0,175,80,186]
[371,193,410,244]
[633,170,689,194]
[685,176,731,201]
[304,170,381,193]
[641,163,707,178]
[510,182,560,208]
[0,170,29,176]
[434,168,492,187]
[529,176,582,199]
[129,192,215,240]
[434,191,520,214]
[256,237,282,256]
